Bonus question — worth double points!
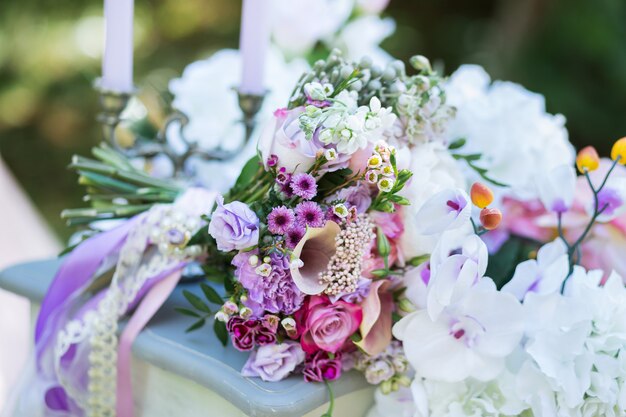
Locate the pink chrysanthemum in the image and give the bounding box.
[295,201,326,228]
[290,173,317,200]
[267,206,295,235]
[285,225,306,249]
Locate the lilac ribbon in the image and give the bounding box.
[117,267,184,417]
[35,216,141,357]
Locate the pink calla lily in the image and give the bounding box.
[355,279,393,356]
[290,221,341,295]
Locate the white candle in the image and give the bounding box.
[102,0,135,92]
[239,0,271,95]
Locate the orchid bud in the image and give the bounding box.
[576,146,600,173]
[611,137,626,165]
[480,208,502,230]
[470,182,494,209]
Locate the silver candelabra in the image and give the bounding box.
[95,81,266,178]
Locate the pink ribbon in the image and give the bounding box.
[116,269,183,417]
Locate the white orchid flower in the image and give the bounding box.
[536,164,577,213]
[502,238,569,300]
[415,188,472,235]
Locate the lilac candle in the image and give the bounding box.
[102,0,135,92]
[239,0,271,95]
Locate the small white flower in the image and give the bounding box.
[366,170,379,184]
[324,148,337,161]
[380,164,394,177]
[255,263,272,277]
[303,82,333,101]
[365,360,395,385]
[367,153,383,169]
[377,177,395,193]
[333,203,349,218]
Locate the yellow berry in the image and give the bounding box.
[611,137,626,165]
[576,146,600,173]
[470,182,494,209]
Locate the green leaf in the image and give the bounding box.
[183,290,211,313]
[175,307,202,318]
[448,138,466,150]
[234,155,261,190]
[185,318,206,333]
[200,282,224,305]
[213,320,229,346]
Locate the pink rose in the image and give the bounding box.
[295,296,362,354]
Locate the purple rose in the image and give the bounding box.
[303,351,343,382]
[208,195,259,252]
[241,342,305,382]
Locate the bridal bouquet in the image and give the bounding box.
[29,48,626,417]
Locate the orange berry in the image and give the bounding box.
[576,146,600,173]
[611,137,626,165]
[470,182,494,209]
[480,208,502,230]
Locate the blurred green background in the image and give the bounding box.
[1,0,625,240]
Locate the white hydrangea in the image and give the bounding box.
[167,48,308,192]
[411,372,526,417]
[333,15,396,66]
[512,267,626,417]
[269,0,354,57]
[444,65,576,201]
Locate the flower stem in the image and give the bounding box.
[559,159,618,293]
[321,381,335,417]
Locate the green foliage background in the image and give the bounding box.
[0,0,625,240]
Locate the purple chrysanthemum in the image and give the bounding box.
[267,206,295,235]
[290,173,318,200]
[295,201,326,228]
[285,225,306,249]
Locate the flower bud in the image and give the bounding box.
[479,208,502,230]
[410,55,431,72]
[262,314,280,333]
[222,301,239,315]
[376,227,391,258]
[611,137,626,165]
[380,379,393,394]
[397,298,415,313]
[281,317,298,338]
[576,146,600,173]
[470,182,494,209]
[214,311,229,323]
[239,307,253,319]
